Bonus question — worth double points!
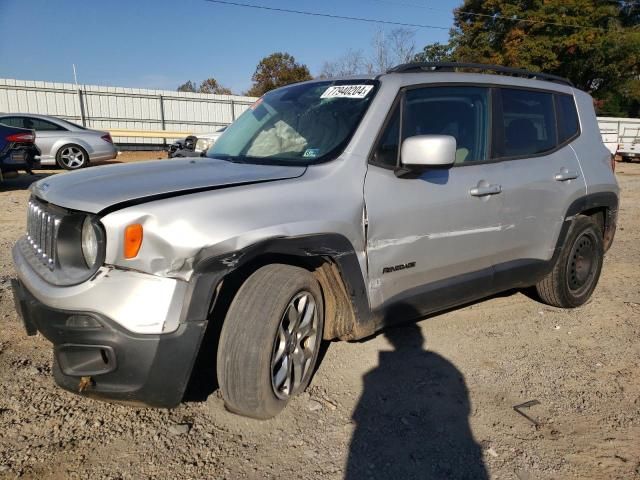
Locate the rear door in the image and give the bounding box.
[364,85,506,312]
[490,87,586,285]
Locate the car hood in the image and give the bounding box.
[31,157,306,214]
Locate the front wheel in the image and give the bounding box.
[536,215,604,308]
[217,264,324,419]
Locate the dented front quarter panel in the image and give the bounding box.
[101,154,370,286]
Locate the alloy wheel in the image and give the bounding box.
[270,291,319,400]
[59,146,86,168]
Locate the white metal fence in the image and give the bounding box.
[1,78,638,153]
[0,78,257,146]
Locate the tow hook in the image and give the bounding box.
[78,376,93,393]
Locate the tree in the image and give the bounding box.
[177,80,197,93]
[320,49,368,78]
[246,52,312,97]
[198,77,233,95]
[414,42,454,63]
[320,28,417,78]
[368,27,417,73]
[446,0,640,116]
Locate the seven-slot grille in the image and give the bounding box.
[26,199,61,270]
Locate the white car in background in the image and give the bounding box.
[0,114,117,169]
[195,127,227,153]
[168,127,227,158]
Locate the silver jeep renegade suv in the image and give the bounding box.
[12,63,618,419]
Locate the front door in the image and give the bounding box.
[364,85,506,313]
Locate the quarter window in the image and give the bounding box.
[555,94,580,143]
[495,88,557,158]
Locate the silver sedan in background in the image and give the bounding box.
[0,114,117,169]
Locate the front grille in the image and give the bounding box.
[26,199,61,270]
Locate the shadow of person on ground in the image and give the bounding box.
[345,307,488,480]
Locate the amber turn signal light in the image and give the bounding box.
[124,224,143,259]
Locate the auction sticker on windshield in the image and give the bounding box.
[321,85,374,99]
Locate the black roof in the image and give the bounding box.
[387,62,573,87]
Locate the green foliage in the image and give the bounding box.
[414,42,455,63]
[247,52,312,97]
[177,80,197,93]
[198,78,233,95]
[421,0,640,117]
[177,78,233,95]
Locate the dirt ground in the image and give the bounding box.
[0,154,638,479]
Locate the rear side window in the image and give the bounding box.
[0,117,23,128]
[555,94,580,143]
[494,88,557,158]
[21,117,65,131]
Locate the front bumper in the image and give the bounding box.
[11,278,207,408]
[13,241,188,334]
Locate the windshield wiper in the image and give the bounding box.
[208,154,244,163]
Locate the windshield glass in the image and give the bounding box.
[207,79,377,165]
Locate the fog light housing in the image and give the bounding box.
[66,315,102,329]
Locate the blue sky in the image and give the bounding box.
[0,0,458,93]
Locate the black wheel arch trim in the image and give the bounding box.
[184,234,371,334]
[560,191,618,254]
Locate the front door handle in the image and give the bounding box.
[555,168,579,181]
[469,183,502,197]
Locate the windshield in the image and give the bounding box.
[207,79,377,165]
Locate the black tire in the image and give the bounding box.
[216,264,324,419]
[536,215,604,308]
[56,144,89,170]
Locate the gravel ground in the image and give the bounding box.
[0,154,638,479]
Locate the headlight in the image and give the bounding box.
[195,138,214,152]
[81,217,99,267]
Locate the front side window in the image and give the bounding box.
[403,86,490,164]
[371,86,490,168]
[496,88,557,158]
[208,80,377,165]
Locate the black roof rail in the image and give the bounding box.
[386,62,574,87]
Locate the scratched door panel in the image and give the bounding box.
[364,163,505,310]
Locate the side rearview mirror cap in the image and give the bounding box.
[400,135,457,168]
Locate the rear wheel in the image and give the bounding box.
[56,144,89,170]
[216,264,324,419]
[536,215,604,308]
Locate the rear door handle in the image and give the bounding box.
[469,184,502,197]
[554,168,579,181]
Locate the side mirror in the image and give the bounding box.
[400,135,457,168]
